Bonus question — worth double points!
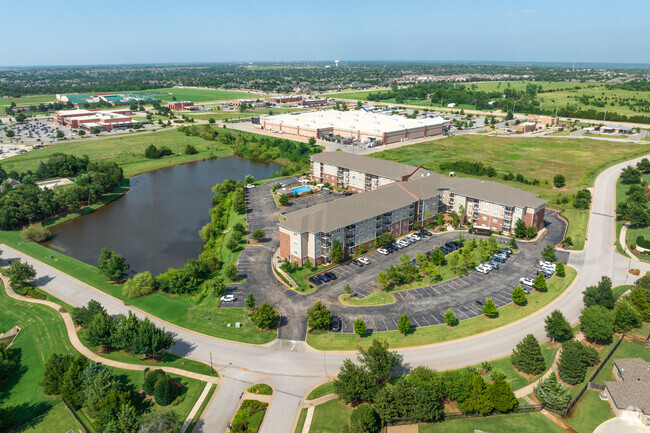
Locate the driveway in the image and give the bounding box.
[593,417,650,433]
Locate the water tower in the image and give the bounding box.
[335,60,339,68]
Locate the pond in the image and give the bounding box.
[45,157,281,275]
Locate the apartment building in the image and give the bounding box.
[310,152,431,193]
[279,163,545,265]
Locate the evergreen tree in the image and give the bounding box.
[354,317,366,338]
[580,305,615,344]
[583,276,615,309]
[59,355,88,409]
[482,297,498,318]
[557,341,588,385]
[489,375,518,413]
[154,376,175,406]
[555,262,566,277]
[512,285,527,305]
[444,308,457,326]
[331,240,344,263]
[458,375,493,414]
[115,404,139,433]
[138,409,182,433]
[533,373,571,409]
[613,299,642,332]
[41,353,73,395]
[511,334,545,375]
[628,286,650,321]
[357,338,402,386]
[533,273,547,292]
[143,369,166,395]
[244,292,256,310]
[397,313,411,335]
[86,313,114,348]
[544,310,573,342]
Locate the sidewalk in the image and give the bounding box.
[296,393,338,433]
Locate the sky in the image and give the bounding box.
[2,0,649,66]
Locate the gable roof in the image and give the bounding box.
[312,152,426,181]
[605,358,650,414]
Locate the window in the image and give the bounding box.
[360,228,364,234]
[293,240,297,246]
[360,236,364,242]
[336,237,341,242]
[336,228,341,233]
[492,218,498,223]
[315,241,320,247]
[493,211,499,216]
[293,249,297,255]
[482,216,487,221]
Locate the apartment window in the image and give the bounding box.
[293,240,297,246]
[336,237,341,242]
[493,211,499,216]
[315,241,320,247]
[315,249,320,256]
[360,236,364,242]
[482,216,487,221]
[483,208,488,213]
[360,228,364,234]
[336,228,341,233]
[292,249,297,255]
[492,218,498,223]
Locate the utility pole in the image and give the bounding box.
[210,352,214,374]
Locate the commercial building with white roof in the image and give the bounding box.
[54,108,133,131]
[259,110,447,145]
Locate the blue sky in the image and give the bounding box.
[3,0,649,66]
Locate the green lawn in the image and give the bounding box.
[592,338,649,385]
[0,286,204,432]
[130,88,260,103]
[10,401,83,433]
[559,390,614,433]
[0,94,58,106]
[612,285,633,300]
[306,381,337,400]
[0,129,233,178]
[339,291,395,306]
[294,408,308,433]
[0,230,277,345]
[561,208,588,250]
[186,384,216,433]
[629,321,650,339]
[418,412,568,433]
[186,107,306,121]
[308,399,353,433]
[307,267,576,351]
[247,383,273,395]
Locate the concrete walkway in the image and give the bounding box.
[181,383,213,432]
[295,393,338,433]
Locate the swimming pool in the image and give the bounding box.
[291,186,313,195]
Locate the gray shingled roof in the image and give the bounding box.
[605,358,650,414]
[312,153,423,181]
[279,183,417,234]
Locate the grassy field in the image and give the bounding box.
[0,129,233,178]
[0,94,58,106]
[10,401,83,433]
[0,286,203,432]
[560,390,614,433]
[338,291,395,306]
[0,230,277,344]
[308,399,353,433]
[130,87,260,103]
[560,208,588,250]
[418,412,567,433]
[306,381,337,400]
[307,267,576,350]
[186,107,306,121]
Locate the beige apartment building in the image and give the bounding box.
[279,154,545,265]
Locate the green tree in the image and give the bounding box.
[580,305,615,344]
[307,300,332,330]
[6,260,36,287]
[358,338,402,385]
[144,144,159,158]
[184,144,198,155]
[251,229,265,240]
[533,273,547,292]
[430,248,446,265]
[555,262,566,277]
[223,263,238,280]
[628,286,650,321]
[226,235,239,251]
[308,137,317,146]
[397,313,411,335]
[154,376,175,406]
[245,292,256,310]
[331,239,344,263]
[514,218,527,238]
[97,248,130,282]
[553,174,566,188]
[511,334,545,375]
[354,317,367,338]
[377,232,395,247]
[244,174,255,184]
[489,374,518,413]
[344,283,352,295]
[509,237,518,249]
[574,188,592,210]
[458,375,493,415]
[208,117,215,124]
[583,276,615,309]
[482,297,498,318]
[122,271,155,298]
[86,313,114,348]
[533,373,571,409]
[637,158,650,173]
[143,369,166,395]
[115,404,139,433]
[20,222,52,242]
[249,303,279,329]
[444,308,457,327]
[278,193,289,205]
[334,358,378,406]
[346,403,380,433]
[544,310,573,342]
[557,340,599,385]
[376,272,390,290]
[541,244,556,262]
[620,165,642,184]
[512,285,527,305]
[613,299,642,332]
[59,355,88,409]
[138,409,182,433]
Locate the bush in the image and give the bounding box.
[154,376,175,406]
[249,303,279,329]
[251,229,265,241]
[348,404,380,433]
[580,305,614,344]
[184,144,198,155]
[122,271,155,298]
[307,301,332,330]
[20,223,51,242]
[143,369,166,395]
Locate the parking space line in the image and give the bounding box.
[411,316,421,327]
[455,308,470,319]
[431,312,443,324]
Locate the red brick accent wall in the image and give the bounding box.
[279,231,290,260]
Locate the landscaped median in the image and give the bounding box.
[339,291,396,306]
[306,267,577,351]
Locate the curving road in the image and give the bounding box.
[4,153,650,432]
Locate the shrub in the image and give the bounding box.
[444,308,457,326]
[185,144,198,155]
[20,223,51,242]
[143,369,166,395]
[122,271,155,298]
[154,376,175,406]
[249,303,279,329]
[251,229,265,241]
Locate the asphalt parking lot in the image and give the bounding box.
[222,179,570,339]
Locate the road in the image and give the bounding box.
[4,153,650,432]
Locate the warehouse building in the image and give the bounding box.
[54,108,133,131]
[259,110,446,145]
[279,154,545,265]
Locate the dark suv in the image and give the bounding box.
[330,316,341,332]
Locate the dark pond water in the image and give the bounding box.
[45,157,280,275]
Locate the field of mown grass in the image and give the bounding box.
[186,107,306,121]
[130,87,260,102]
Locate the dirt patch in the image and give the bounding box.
[443,400,460,413]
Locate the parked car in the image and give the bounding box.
[539,260,556,269]
[494,253,508,261]
[499,248,513,256]
[519,277,535,287]
[485,261,499,270]
[330,316,341,332]
[451,241,463,248]
[324,272,337,280]
[492,255,506,263]
[308,276,322,286]
[353,260,364,267]
[378,248,389,255]
[358,257,370,265]
[317,274,331,282]
[387,244,398,252]
[220,294,236,302]
[475,265,490,274]
[440,246,452,254]
[411,234,421,241]
[475,299,484,307]
[420,230,432,236]
[537,268,554,278]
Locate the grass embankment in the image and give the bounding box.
[186,384,216,433]
[372,135,649,249]
[293,408,308,433]
[339,291,396,306]
[0,230,276,344]
[306,267,576,351]
[306,382,337,400]
[0,287,204,432]
[231,400,268,433]
[0,129,233,178]
[560,208,588,250]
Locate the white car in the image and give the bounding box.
[220,294,236,303]
[377,248,389,255]
[397,241,408,247]
[519,277,535,287]
[475,265,490,274]
[410,234,421,241]
[358,257,370,265]
[540,260,556,269]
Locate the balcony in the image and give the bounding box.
[346,232,356,238]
